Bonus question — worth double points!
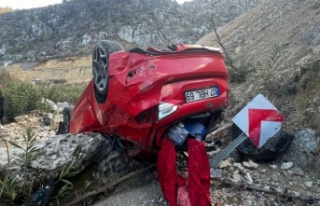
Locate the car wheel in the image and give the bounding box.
[92,40,123,101]
[232,123,294,161]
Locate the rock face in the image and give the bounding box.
[93,150,144,185]
[0,0,262,66]
[0,110,148,204]
[30,133,110,173]
[0,133,108,190]
[0,131,145,203]
[282,128,320,177]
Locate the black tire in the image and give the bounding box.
[232,123,294,161]
[92,40,123,103]
[62,106,74,133]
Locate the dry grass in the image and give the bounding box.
[4,55,92,84]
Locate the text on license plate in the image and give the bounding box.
[185,87,219,102]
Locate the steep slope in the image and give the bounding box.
[198,0,320,134]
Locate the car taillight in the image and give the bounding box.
[158,102,178,120]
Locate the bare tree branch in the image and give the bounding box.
[210,15,238,71]
[206,123,232,140]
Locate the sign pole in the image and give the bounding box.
[210,133,247,167]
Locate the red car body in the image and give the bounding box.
[69,43,229,156]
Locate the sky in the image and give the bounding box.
[1,0,192,10]
[1,0,63,10]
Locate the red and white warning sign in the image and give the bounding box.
[232,94,285,148]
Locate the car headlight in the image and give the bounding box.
[158,102,178,120]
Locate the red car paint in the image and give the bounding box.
[69,44,229,155]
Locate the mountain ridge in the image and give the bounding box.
[0,0,261,66]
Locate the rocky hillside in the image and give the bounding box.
[0,0,261,66]
[197,0,320,180]
[198,0,320,134]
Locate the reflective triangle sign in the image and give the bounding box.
[232,94,285,148]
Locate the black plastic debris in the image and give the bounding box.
[232,123,294,162]
[27,180,54,206]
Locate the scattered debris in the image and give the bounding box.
[210,168,223,179]
[232,170,243,182]
[213,178,320,204]
[269,164,278,169]
[243,160,259,170]
[305,181,313,188]
[245,173,253,184]
[292,167,305,176]
[281,162,293,170]
[219,159,232,169]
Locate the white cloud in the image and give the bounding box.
[0,0,63,10]
[176,0,192,4]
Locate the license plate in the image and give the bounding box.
[185,87,219,102]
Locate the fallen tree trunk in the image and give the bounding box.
[213,177,320,204]
[207,123,232,140]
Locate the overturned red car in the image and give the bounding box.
[61,40,229,157]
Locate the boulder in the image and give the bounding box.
[41,98,58,112]
[43,113,54,126]
[281,128,320,177]
[0,132,146,203]
[0,133,110,192]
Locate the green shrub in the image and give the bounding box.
[0,70,14,86]
[1,69,84,122]
[41,84,85,104]
[268,43,281,67]
[227,58,251,83]
[306,59,320,72]
[42,27,53,42]
[299,75,309,90]
[0,176,17,202]
[228,67,248,83]
[2,80,84,121]
[280,82,297,96]
[3,82,47,121]
[9,128,41,168]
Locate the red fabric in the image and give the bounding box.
[157,137,211,206]
[157,137,178,206]
[188,138,211,206]
[177,185,191,206]
[177,175,190,206]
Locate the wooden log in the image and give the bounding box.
[206,123,232,139]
